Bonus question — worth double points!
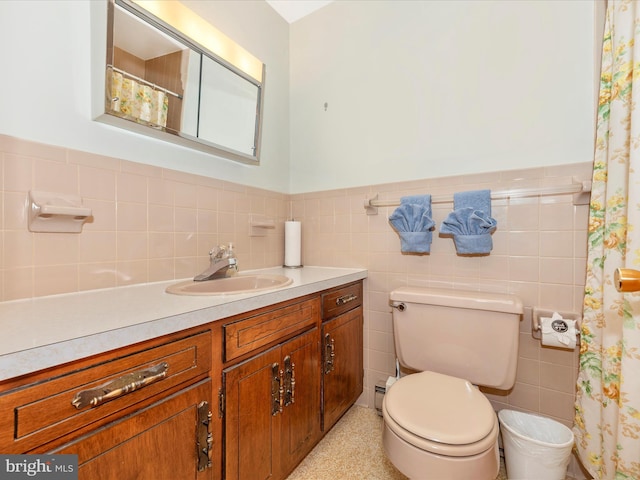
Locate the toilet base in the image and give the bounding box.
[382,421,500,480]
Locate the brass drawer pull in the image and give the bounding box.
[71,362,169,409]
[336,293,357,306]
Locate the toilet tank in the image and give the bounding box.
[390,287,523,390]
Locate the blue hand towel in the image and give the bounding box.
[440,189,496,254]
[389,195,435,253]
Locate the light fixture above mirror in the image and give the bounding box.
[132,1,264,83]
[98,0,265,165]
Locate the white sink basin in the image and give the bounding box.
[166,274,293,296]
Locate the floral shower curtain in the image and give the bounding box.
[574,1,640,479]
[109,70,168,128]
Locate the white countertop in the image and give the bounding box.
[0,266,367,381]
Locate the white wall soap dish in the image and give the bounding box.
[28,191,92,233]
[249,214,275,237]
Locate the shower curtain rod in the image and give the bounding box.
[363,180,592,215]
[107,65,183,99]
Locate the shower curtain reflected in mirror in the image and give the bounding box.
[109,70,168,128]
[574,2,640,478]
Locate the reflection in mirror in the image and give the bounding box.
[102,0,265,164]
[199,56,260,156]
[108,3,190,132]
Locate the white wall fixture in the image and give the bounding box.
[250,214,276,236]
[28,191,92,233]
[532,307,581,350]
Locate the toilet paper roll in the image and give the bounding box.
[540,313,577,349]
[284,221,302,267]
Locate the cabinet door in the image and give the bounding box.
[223,346,282,480]
[279,328,321,476]
[223,328,321,480]
[53,379,213,480]
[322,306,363,431]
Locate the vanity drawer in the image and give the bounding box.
[224,297,320,362]
[322,281,363,320]
[0,330,211,453]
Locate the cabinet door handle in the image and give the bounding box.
[71,362,169,409]
[336,293,357,306]
[324,334,335,374]
[278,368,285,414]
[271,363,283,416]
[197,401,213,472]
[284,355,295,406]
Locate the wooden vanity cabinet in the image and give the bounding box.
[0,278,365,480]
[221,281,364,480]
[0,328,216,480]
[321,281,364,431]
[222,297,322,480]
[52,379,212,480]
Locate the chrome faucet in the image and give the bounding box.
[194,244,238,281]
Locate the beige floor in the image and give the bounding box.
[286,405,508,480]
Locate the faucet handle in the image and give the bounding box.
[209,245,227,260]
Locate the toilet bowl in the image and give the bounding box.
[383,287,523,479]
[382,371,499,480]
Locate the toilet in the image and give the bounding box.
[382,286,523,480]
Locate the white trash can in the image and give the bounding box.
[498,409,574,480]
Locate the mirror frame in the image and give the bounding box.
[99,0,265,165]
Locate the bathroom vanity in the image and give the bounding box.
[0,267,366,480]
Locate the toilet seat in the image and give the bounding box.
[383,371,499,457]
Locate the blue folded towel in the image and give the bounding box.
[440,189,496,254]
[389,195,435,253]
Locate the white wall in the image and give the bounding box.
[0,0,291,193]
[0,1,598,195]
[289,0,597,193]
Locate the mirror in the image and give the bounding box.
[100,0,265,164]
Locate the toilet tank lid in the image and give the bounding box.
[390,287,523,314]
